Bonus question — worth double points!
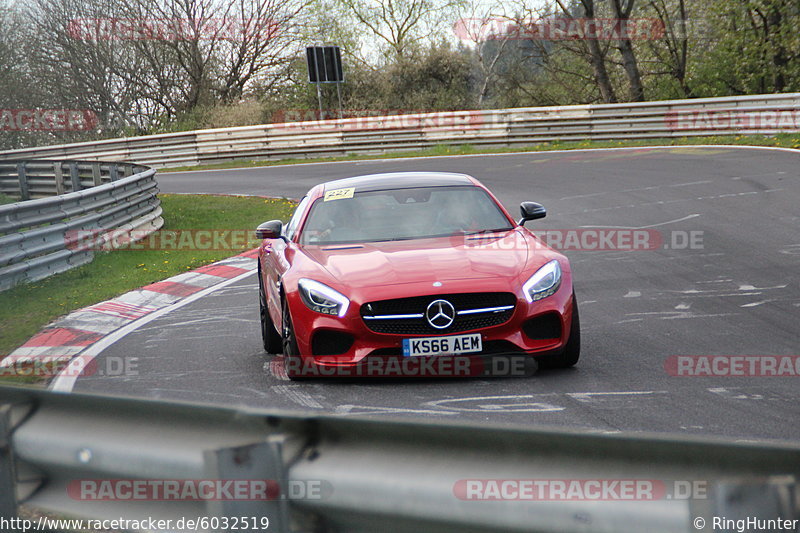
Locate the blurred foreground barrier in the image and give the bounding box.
[0,385,797,532]
[0,93,798,169]
[0,160,162,291]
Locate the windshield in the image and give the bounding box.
[299,186,513,245]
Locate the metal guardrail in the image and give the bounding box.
[0,160,162,291]
[0,93,797,169]
[0,385,797,532]
[0,160,140,201]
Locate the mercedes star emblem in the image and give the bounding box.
[426,299,455,329]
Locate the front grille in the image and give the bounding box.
[361,292,516,335]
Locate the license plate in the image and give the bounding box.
[402,334,482,357]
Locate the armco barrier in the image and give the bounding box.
[0,385,798,532]
[0,160,162,291]
[0,93,798,169]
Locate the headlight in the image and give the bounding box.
[298,278,350,317]
[522,260,562,302]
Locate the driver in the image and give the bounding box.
[315,201,362,242]
[433,197,478,234]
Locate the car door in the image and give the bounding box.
[262,196,310,328]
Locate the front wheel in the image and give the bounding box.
[540,293,580,369]
[259,272,282,354]
[281,297,305,380]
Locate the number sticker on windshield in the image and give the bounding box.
[324,187,355,201]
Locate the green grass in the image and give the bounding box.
[0,193,16,205]
[161,133,800,173]
[0,194,297,359]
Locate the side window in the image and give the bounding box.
[284,196,310,241]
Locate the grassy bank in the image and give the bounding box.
[0,194,297,357]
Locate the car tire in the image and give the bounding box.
[541,292,580,369]
[281,296,305,380]
[259,271,282,354]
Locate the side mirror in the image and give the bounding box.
[518,202,546,225]
[256,220,286,241]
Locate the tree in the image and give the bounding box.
[607,0,644,101]
[641,0,693,98]
[118,0,306,116]
[381,42,475,109]
[0,2,24,108]
[454,0,514,107]
[24,0,139,133]
[690,0,799,96]
[337,0,466,59]
[550,0,619,102]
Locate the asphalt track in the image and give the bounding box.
[73,146,800,441]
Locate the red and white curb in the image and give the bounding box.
[1,249,259,391]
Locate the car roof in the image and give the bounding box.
[321,172,476,193]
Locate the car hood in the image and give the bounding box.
[302,230,537,289]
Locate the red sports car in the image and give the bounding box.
[256,172,579,378]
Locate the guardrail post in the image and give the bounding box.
[0,405,19,520]
[91,163,102,186]
[109,164,119,182]
[16,163,29,201]
[53,162,65,195]
[68,162,81,192]
[713,477,799,521]
[203,435,290,533]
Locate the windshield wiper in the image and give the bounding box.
[458,228,513,236]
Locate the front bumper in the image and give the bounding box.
[285,278,575,373]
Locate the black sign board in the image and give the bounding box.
[306,46,344,83]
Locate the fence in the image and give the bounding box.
[0,93,798,169]
[0,161,162,291]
